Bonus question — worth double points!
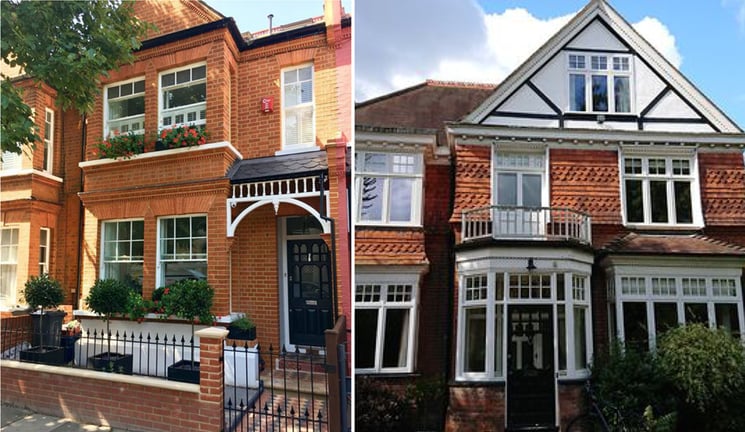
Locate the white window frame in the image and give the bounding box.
[43,108,54,173]
[567,52,633,113]
[39,227,50,275]
[493,150,548,207]
[1,227,20,307]
[104,77,146,138]
[354,272,419,374]
[609,266,745,350]
[455,269,592,382]
[281,63,315,150]
[156,214,207,288]
[100,219,144,291]
[158,63,207,130]
[620,150,703,228]
[355,151,424,226]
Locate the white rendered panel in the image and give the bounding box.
[482,116,559,128]
[532,56,567,112]
[645,91,702,119]
[566,20,627,52]
[643,122,715,133]
[500,84,557,115]
[634,60,666,114]
[564,120,638,131]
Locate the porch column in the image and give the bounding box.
[196,326,229,432]
[325,138,350,331]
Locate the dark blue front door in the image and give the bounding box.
[287,239,333,346]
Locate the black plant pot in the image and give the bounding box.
[89,352,133,375]
[20,346,66,365]
[60,334,81,364]
[31,310,66,347]
[155,140,170,151]
[227,326,256,341]
[168,360,200,384]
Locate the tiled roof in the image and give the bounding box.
[355,229,429,266]
[602,232,745,256]
[451,145,491,222]
[228,150,327,183]
[356,80,495,131]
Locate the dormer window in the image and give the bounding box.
[568,53,632,113]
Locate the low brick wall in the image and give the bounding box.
[1,326,228,432]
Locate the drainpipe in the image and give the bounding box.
[75,114,87,310]
[318,172,339,322]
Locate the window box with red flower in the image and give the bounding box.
[94,131,146,159]
[156,125,209,151]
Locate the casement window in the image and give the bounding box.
[355,278,418,374]
[0,227,19,307]
[101,220,144,293]
[39,228,50,275]
[105,78,145,137]
[609,273,744,351]
[568,53,632,113]
[456,271,592,381]
[160,64,206,129]
[282,64,315,149]
[622,154,701,226]
[355,151,423,226]
[158,215,207,287]
[492,150,548,237]
[43,109,53,172]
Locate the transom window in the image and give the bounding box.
[355,151,423,226]
[43,109,53,172]
[1,227,19,307]
[105,78,145,137]
[622,154,701,226]
[282,64,314,149]
[102,220,144,293]
[568,52,632,113]
[355,277,418,374]
[158,215,207,287]
[610,272,744,351]
[160,64,206,129]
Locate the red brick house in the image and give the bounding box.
[354,1,745,431]
[1,0,352,351]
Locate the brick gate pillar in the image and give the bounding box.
[196,326,229,432]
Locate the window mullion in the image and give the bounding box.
[375,307,386,372]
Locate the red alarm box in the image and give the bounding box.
[261,97,273,113]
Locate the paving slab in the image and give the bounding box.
[0,405,31,427]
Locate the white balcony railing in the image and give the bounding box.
[462,205,592,244]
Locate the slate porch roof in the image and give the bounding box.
[355,229,429,266]
[228,150,328,183]
[601,232,745,256]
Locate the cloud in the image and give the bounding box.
[356,1,684,102]
[632,17,683,68]
[722,0,745,32]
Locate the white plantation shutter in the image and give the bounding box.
[283,65,314,148]
[1,151,21,171]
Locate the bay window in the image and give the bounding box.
[0,227,19,307]
[160,64,206,129]
[101,220,144,293]
[158,215,207,287]
[282,64,314,149]
[568,52,632,113]
[105,78,145,137]
[355,276,418,374]
[355,151,423,226]
[622,154,701,226]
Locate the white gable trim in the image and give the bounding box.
[465,0,742,133]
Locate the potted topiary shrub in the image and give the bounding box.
[228,315,256,341]
[161,279,214,384]
[19,274,66,365]
[85,279,134,374]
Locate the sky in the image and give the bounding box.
[204,0,352,34]
[356,0,745,129]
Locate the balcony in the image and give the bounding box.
[461,205,592,244]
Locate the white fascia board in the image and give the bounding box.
[355,264,429,276]
[448,124,745,148]
[355,131,436,148]
[600,255,745,273]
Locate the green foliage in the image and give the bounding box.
[355,377,412,432]
[643,406,677,432]
[22,274,65,310]
[160,279,215,325]
[94,131,146,159]
[85,279,131,321]
[1,0,151,154]
[656,324,745,431]
[405,376,447,431]
[592,343,676,430]
[231,316,255,330]
[158,125,209,149]
[125,290,153,322]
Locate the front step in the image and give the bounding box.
[506,427,559,432]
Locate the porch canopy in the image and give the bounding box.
[226,150,331,237]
